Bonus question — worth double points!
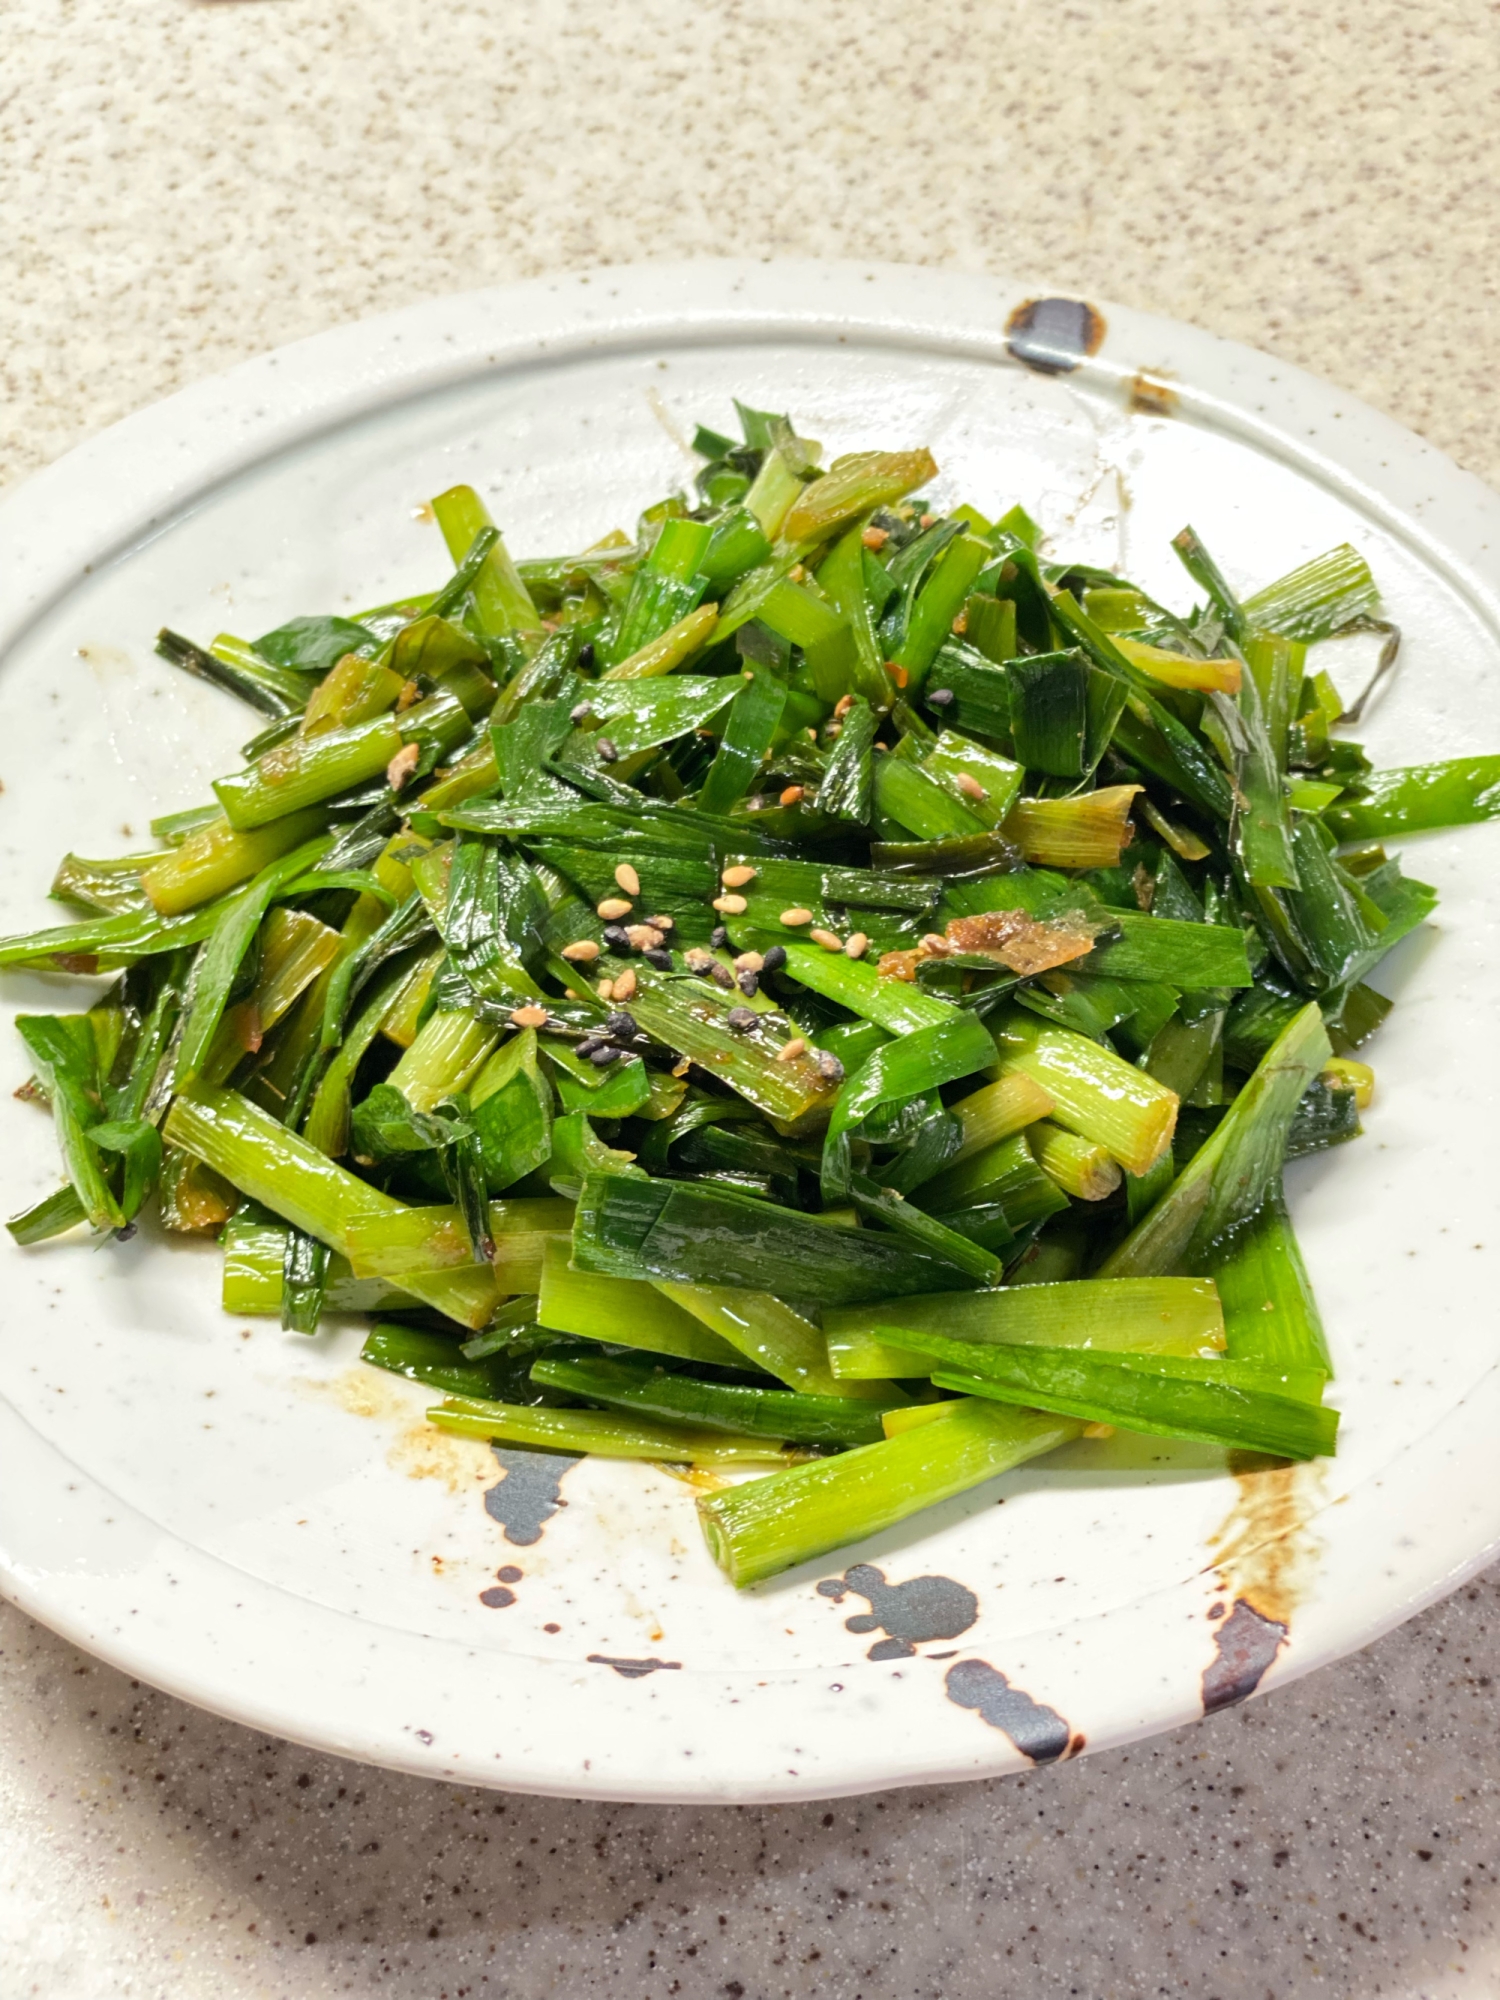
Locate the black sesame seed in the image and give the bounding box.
[710,963,736,990]
[575,1037,602,1059]
[760,944,788,974]
[577,642,596,671]
[927,687,955,708]
[596,737,619,763]
[590,1045,624,1067]
[644,948,673,970]
[604,1011,638,1040]
[569,700,595,724]
[710,925,728,949]
[601,924,631,951]
[726,1006,757,1033]
[737,971,759,998]
[817,1051,845,1082]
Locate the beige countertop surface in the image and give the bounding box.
[3,2,1500,1994]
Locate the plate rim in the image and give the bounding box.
[2,256,1499,1803]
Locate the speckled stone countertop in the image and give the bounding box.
[4,2,1500,1993]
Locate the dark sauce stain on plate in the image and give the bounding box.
[1200,1453,1321,1711]
[587,1655,682,1679]
[944,1658,1073,1764]
[1004,297,1106,376]
[1202,1598,1289,1712]
[478,1563,524,1609]
[817,1563,979,1660]
[483,1446,581,1546]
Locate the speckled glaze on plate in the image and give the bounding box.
[0,261,1496,1804]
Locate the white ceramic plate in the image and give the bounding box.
[0,261,1497,1804]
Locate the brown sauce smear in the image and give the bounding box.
[1129,370,1179,417]
[1200,1454,1326,1711]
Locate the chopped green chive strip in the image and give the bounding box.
[782,449,937,547]
[530,1351,903,1445]
[156,627,317,717]
[0,898,231,975]
[214,713,404,830]
[164,1084,500,1329]
[1241,543,1381,642]
[771,943,954,1033]
[699,661,787,815]
[430,1397,801,1467]
[988,1009,1179,1178]
[226,1211,402,1318]
[1171,525,1247,641]
[1028,1120,1122,1201]
[1322,756,1500,840]
[822,1010,996,1196]
[362,1322,543,1401]
[917,1128,1067,1237]
[7,1182,91,1247]
[698,1401,1082,1587]
[140,809,329,917]
[15,1015,123,1232]
[939,1073,1056,1173]
[343,1197,573,1283]
[1103,1002,1331,1278]
[921,1341,1336,1460]
[824,1276,1224,1379]
[575,1172,981,1306]
[1205,1177,1332,1383]
[537,1239,750,1367]
[431,486,543,636]
[654,1281,863,1397]
[173,835,333,1086]
[386,1010,498,1113]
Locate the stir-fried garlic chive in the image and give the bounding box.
[10,400,1496,1590]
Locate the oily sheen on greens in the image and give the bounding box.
[5,397,1498,1588]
